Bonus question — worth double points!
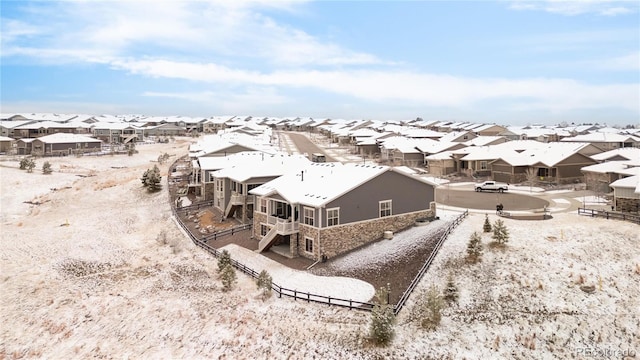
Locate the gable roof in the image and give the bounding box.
[250,163,435,208]
[210,152,311,182]
[591,148,640,163]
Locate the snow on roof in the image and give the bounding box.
[190,132,274,157]
[211,153,311,182]
[14,121,80,129]
[250,163,433,207]
[463,136,504,146]
[610,173,639,191]
[561,132,640,143]
[580,161,638,176]
[0,120,34,129]
[33,133,101,144]
[0,136,15,142]
[591,148,640,163]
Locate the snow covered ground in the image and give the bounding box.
[1,139,638,359]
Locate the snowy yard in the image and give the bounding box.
[1,140,638,359]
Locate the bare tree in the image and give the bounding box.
[525,167,538,193]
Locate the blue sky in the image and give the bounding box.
[1,0,638,125]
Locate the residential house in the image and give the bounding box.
[13,121,82,138]
[561,132,640,151]
[30,133,102,156]
[249,163,437,261]
[16,138,36,155]
[473,124,507,136]
[210,153,311,223]
[610,172,640,213]
[0,120,36,138]
[0,136,15,153]
[490,142,600,184]
[582,148,640,192]
[91,122,142,144]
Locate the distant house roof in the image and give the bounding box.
[591,148,640,163]
[610,172,640,194]
[32,133,101,144]
[581,161,638,176]
[561,133,640,143]
[0,136,14,142]
[211,153,311,182]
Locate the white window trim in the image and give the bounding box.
[303,207,315,226]
[480,161,488,170]
[259,197,268,214]
[326,207,340,227]
[379,200,392,217]
[304,237,314,254]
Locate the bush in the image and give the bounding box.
[19,158,29,170]
[217,250,232,273]
[466,231,483,263]
[220,264,236,292]
[42,161,52,174]
[141,165,161,192]
[492,219,510,246]
[256,270,273,300]
[420,285,444,330]
[483,214,492,232]
[369,284,395,346]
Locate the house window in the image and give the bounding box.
[480,161,488,170]
[305,237,314,253]
[379,200,392,217]
[327,208,339,227]
[303,207,315,226]
[260,224,268,236]
[260,198,267,213]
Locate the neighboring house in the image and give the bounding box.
[13,121,81,138]
[561,132,640,151]
[91,122,142,144]
[582,148,640,192]
[610,172,640,213]
[30,133,102,156]
[424,151,456,177]
[491,143,600,184]
[16,138,36,155]
[210,153,311,223]
[249,163,437,261]
[473,124,507,136]
[203,116,232,133]
[143,123,187,137]
[0,120,35,138]
[0,136,15,153]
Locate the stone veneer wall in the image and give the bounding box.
[296,225,320,260]
[252,212,267,239]
[616,197,640,213]
[318,204,435,260]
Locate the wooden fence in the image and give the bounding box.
[201,223,253,242]
[578,208,640,224]
[167,158,470,313]
[393,210,469,315]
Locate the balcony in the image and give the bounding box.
[229,193,254,206]
[267,215,299,235]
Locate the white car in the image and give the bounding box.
[475,181,509,193]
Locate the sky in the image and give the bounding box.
[1,0,639,126]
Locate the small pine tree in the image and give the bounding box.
[217,250,232,273]
[127,142,136,156]
[443,274,459,305]
[492,219,510,246]
[483,214,492,232]
[141,165,161,192]
[42,161,52,174]
[421,285,444,330]
[256,270,273,299]
[220,264,236,292]
[25,159,36,173]
[369,284,395,346]
[19,158,29,170]
[466,231,483,263]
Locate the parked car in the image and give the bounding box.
[475,181,509,193]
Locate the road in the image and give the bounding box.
[284,132,339,162]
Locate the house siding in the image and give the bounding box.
[323,170,435,226]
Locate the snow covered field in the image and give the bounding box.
[1,139,638,359]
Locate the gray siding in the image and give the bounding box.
[323,170,435,226]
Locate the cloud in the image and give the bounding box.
[115,58,639,113]
[1,0,383,67]
[595,51,640,71]
[509,0,639,16]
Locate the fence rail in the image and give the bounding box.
[201,223,253,242]
[393,210,469,315]
[176,200,215,213]
[577,208,640,224]
[168,158,469,313]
